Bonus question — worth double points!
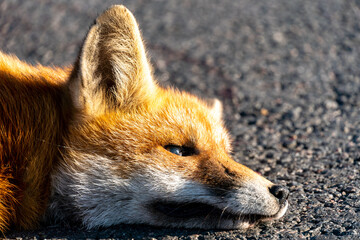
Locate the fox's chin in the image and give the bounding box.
[260,200,288,222]
[149,200,289,230]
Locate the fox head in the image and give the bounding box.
[48,5,289,229]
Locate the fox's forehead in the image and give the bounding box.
[83,90,231,152]
[146,91,231,151]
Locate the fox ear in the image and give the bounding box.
[207,98,223,121]
[69,5,156,115]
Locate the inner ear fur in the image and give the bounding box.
[69,5,156,115]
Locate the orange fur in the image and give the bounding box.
[0,52,72,231]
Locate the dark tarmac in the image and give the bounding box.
[1,0,359,239]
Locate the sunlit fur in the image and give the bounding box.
[0,51,72,231]
[0,5,287,232]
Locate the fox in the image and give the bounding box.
[0,5,289,232]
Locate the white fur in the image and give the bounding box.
[48,153,287,229]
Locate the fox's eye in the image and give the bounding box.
[165,145,183,156]
[164,145,197,157]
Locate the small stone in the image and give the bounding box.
[273,32,286,44]
[261,108,269,116]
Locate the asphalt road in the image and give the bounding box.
[1,0,360,239]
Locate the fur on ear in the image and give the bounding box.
[206,98,223,121]
[69,5,156,115]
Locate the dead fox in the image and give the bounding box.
[0,5,288,232]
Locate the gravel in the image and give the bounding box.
[1,0,359,239]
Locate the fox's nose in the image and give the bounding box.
[269,185,289,205]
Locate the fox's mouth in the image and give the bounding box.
[151,201,285,226]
